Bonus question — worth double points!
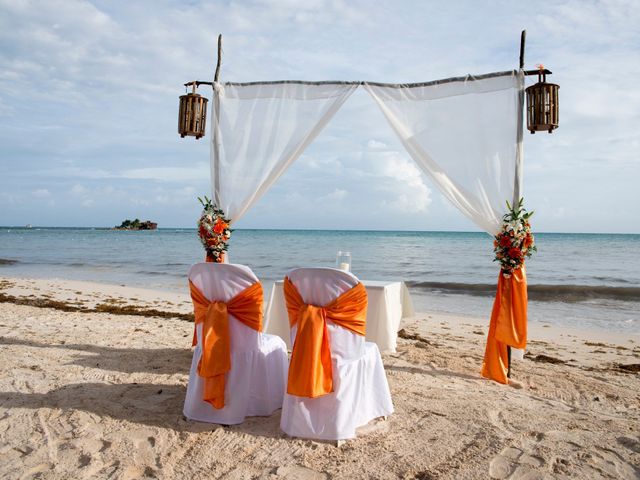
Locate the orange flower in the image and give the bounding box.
[499,235,512,248]
[213,219,227,234]
[508,247,522,258]
[523,234,533,248]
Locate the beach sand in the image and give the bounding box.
[0,276,639,479]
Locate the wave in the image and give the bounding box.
[406,281,640,302]
[0,258,18,265]
[135,270,184,278]
[593,276,633,284]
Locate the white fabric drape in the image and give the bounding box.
[365,71,524,234]
[211,82,358,222]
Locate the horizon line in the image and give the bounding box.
[1,226,639,235]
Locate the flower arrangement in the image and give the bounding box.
[197,196,231,263]
[493,198,536,277]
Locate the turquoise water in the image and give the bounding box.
[1,228,638,333]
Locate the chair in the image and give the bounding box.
[183,263,288,425]
[280,268,393,440]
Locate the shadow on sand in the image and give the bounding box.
[0,381,285,438]
[0,336,285,438]
[0,336,193,375]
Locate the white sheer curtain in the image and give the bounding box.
[365,71,524,234]
[211,81,358,222]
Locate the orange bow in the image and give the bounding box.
[189,280,263,408]
[481,266,528,384]
[284,277,367,398]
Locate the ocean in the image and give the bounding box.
[0,228,638,334]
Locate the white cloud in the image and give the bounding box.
[377,152,432,213]
[31,188,50,198]
[367,139,387,149]
[69,184,88,196]
[320,188,347,202]
[119,164,209,182]
[303,155,343,171]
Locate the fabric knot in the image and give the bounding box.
[298,304,326,329]
[207,301,227,318]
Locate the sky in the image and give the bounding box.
[0,0,638,233]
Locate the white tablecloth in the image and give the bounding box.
[264,280,414,353]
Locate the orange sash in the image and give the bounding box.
[481,267,528,384]
[189,280,263,408]
[284,277,367,398]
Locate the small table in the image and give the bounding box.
[264,280,414,353]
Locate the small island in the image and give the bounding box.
[113,218,157,230]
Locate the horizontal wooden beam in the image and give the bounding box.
[184,69,552,90]
[184,80,214,88]
[523,69,552,76]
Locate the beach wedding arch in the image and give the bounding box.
[179,31,558,385]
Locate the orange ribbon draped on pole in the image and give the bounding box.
[481,266,528,384]
[283,277,367,398]
[189,280,263,408]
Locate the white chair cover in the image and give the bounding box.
[183,263,288,425]
[280,268,394,440]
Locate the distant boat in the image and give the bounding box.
[25,224,32,229]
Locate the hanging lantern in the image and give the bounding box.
[525,67,559,134]
[178,83,208,139]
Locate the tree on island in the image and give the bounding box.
[115,218,157,230]
[118,218,140,229]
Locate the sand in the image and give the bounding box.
[0,275,639,479]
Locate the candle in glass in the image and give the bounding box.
[336,251,351,272]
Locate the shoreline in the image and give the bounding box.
[0,275,640,345]
[0,275,639,478]
[1,275,638,371]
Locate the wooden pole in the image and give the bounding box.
[509,29,526,381]
[212,34,222,207]
[519,30,526,69]
[214,34,222,82]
